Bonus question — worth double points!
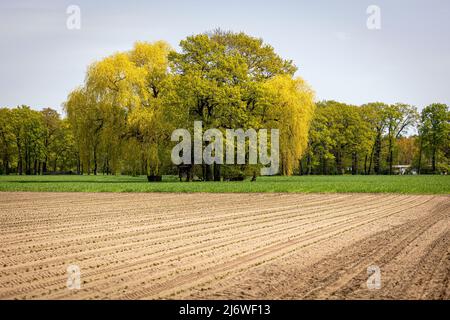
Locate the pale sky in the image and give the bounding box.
[1,0,449,114]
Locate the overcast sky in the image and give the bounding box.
[1,0,449,114]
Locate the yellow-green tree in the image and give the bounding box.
[261,75,315,175]
[128,41,173,176]
[169,30,314,178]
[64,32,316,178]
[65,41,172,175]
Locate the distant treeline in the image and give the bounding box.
[301,101,448,175]
[0,101,448,177]
[0,31,448,178]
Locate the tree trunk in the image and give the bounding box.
[368,143,375,175]
[25,147,30,175]
[187,165,192,182]
[352,152,358,175]
[432,147,437,173]
[213,163,221,181]
[374,134,382,175]
[335,151,343,175]
[418,137,423,174]
[322,155,328,175]
[2,150,10,175]
[77,154,81,175]
[306,154,311,175]
[43,155,48,174]
[27,151,32,175]
[17,139,23,175]
[93,147,98,175]
[33,159,38,175]
[205,164,213,181]
[364,154,368,175]
[388,137,393,175]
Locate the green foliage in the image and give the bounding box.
[419,103,450,173]
[305,101,372,175]
[62,31,314,178]
[1,31,448,179]
[0,108,15,174]
[168,30,314,177]
[303,101,423,175]
[0,106,73,175]
[384,103,419,174]
[65,41,173,175]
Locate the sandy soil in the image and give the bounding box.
[0,192,448,300]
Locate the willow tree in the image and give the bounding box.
[65,88,100,174]
[65,41,172,175]
[261,75,315,175]
[87,52,143,174]
[127,41,173,176]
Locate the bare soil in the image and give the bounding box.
[0,192,448,300]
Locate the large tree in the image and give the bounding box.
[418,103,449,173]
[384,103,418,174]
[41,108,61,173]
[360,102,389,174]
[65,41,172,176]
[0,108,14,174]
[169,30,314,179]
[260,75,314,175]
[304,101,371,175]
[9,106,45,175]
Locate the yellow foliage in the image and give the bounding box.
[262,75,315,175]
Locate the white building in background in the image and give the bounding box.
[392,165,411,175]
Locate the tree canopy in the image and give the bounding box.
[64,31,315,179]
[1,31,448,177]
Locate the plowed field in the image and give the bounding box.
[0,192,448,299]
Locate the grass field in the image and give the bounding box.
[0,174,448,194]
